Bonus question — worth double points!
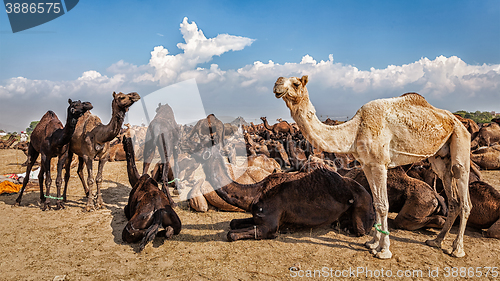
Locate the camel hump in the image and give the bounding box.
[42,110,58,119]
[81,112,102,129]
[38,111,63,127]
[399,93,431,108]
[34,111,58,132]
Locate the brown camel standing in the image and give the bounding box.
[274,75,471,259]
[15,99,93,210]
[60,92,140,211]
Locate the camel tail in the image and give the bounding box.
[430,174,448,216]
[139,209,164,252]
[434,190,448,217]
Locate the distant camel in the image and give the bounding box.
[471,145,500,170]
[186,114,225,148]
[15,99,93,209]
[453,114,479,140]
[260,116,294,135]
[142,103,181,206]
[274,75,471,259]
[471,122,500,149]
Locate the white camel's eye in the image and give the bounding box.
[293,81,301,86]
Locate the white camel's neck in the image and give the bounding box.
[287,95,360,154]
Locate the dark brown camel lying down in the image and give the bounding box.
[471,145,500,170]
[464,181,500,239]
[344,167,447,231]
[122,136,181,251]
[192,144,374,241]
[405,162,500,238]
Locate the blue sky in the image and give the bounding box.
[0,0,499,132]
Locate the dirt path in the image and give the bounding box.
[0,149,499,280]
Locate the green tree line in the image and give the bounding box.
[454,110,495,124]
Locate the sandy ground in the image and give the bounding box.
[0,148,499,281]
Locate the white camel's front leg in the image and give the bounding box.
[363,164,392,259]
[363,166,380,250]
[372,203,391,259]
[365,213,381,250]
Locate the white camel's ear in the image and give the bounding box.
[112,91,117,98]
[301,75,308,86]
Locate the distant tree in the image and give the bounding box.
[454,111,467,118]
[26,121,39,135]
[454,110,493,124]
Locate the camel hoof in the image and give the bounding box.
[425,239,442,249]
[94,200,104,209]
[451,248,466,258]
[227,232,237,242]
[41,202,51,211]
[375,249,393,259]
[164,226,174,239]
[55,201,65,210]
[12,202,21,207]
[365,240,379,250]
[84,205,94,212]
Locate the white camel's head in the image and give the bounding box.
[273,75,309,104]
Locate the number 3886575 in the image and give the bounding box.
[5,3,61,14]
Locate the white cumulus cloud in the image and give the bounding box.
[137,17,255,85]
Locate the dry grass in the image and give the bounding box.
[0,149,499,280]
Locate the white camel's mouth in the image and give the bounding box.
[275,91,286,99]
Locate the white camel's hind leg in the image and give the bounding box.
[426,159,459,251]
[449,126,471,257]
[363,164,392,259]
[427,126,471,257]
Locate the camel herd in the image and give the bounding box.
[10,76,500,259]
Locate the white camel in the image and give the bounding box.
[274,75,471,259]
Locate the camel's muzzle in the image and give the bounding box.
[273,85,287,98]
[273,77,287,98]
[275,91,286,99]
